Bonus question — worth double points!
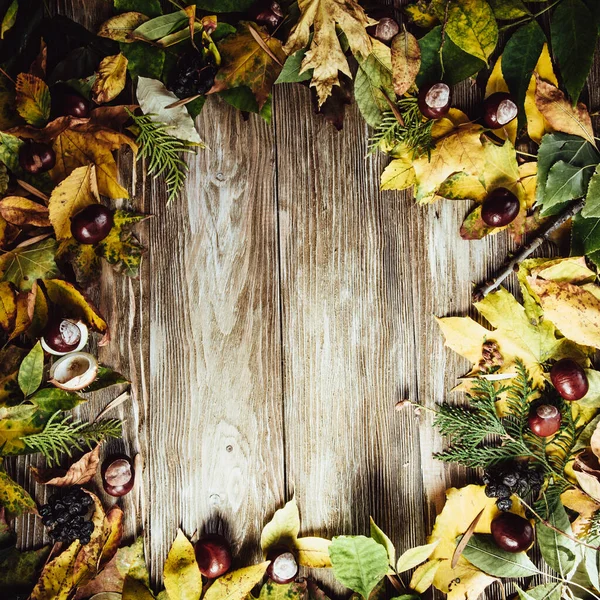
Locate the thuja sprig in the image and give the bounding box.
[23,412,122,466]
[368,96,435,158]
[126,109,197,203]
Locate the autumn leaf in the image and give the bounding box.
[0,196,50,227]
[15,73,50,127]
[561,488,600,536]
[99,506,124,570]
[535,77,595,147]
[31,444,101,486]
[380,153,416,191]
[296,536,332,568]
[29,540,81,600]
[284,0,374,106]
[391,30,421,97]
[92,53,128,104]
[56,239,101,286]
[163,529,202,600]
[261,497,301,553]
[0,281,16,330]
[48,165,100,240]
[0,470,36,516]
[123,575,155,600]
[43,278,107,334]
[211,22,285,110]
[203,562,271,600]
[0,236,59,291]
[98,12,150,42]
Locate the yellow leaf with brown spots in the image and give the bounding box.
[15,73,50,127]
[163,529,202,600]
[92,53,128,104]
[525,44,558,143]
[30,540,81,600]
[0,196,50,227]
[0,470,36,516]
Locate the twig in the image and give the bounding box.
[473,198,585,301]
[387,573,405,593]
[380,89,405,126]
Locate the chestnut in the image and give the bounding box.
[367,17,400,43]
[528,404,561,437]
[481,187,520,227]
[195,534,232,578]
[550,359,589,401]
[41,318,87,355]
[250,1,284,30]
[102,455,135,497]
[71,204,114,245]
[266,547,298,584]
[18,141,56,174]
[418,82,451,119]
[51,87,90,119]
[491,512,534,553]
[483,92,518,129]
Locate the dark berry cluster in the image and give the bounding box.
[483,463,543,511]
[167,50,217,99]
[39,487,95,545]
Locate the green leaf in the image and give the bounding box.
[83,366,129,392]
[585,534,600,591]
[369,517,395,567]
[462,534,539,578]
[550,0,598,104]
[0,545,50,594]
[433,0,498,63]
[416,25,485,87]
[115,0,162,17]
[120,41,165,79]
[17,342,43,397]
[276,49,313,84]
[541,161,591,216]
[488,0,530,19]
[501,21,545,127]
[258,581,308,599]
[0,131,24,173]
[0,470,36,516]
[329,536,389,600]
[515,583,562,600]
[134,11,188,41]
[536,498,579,578]
[1,0,18,39]
[29,388,86,414]
[396,540,439,573]
[582,165,600,218]
[571,213,600,257]
[0,237,59,291]
[194,0,254,12]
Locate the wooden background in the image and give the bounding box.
[9,0,600,596]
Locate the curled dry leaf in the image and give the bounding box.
[574,449,600,502]
[391,30,421,96]
[31,444,102,486]
[98,12,150,43]
[92,54,128,105]
[0,196,50,227]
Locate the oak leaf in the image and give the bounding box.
[163,529,202,600]
[92,54,128,104]
[0,196,50,227]
[31,444,101,486]
[15,73,50,127]
[211,22,285,110]
[48,165,100,240]
[283,0,374,106]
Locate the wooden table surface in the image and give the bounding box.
[11,0,600,596]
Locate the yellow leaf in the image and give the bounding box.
[409,559,441,593]
[203,562,271,600]
[295,536,332,568]
[15,73,50,127]
[0,281,16,331]
[30,540,81,600]
[43,278,107,333]
[391,30,420,96]
[9,291,32,341]
[48,165,99,240]
[0,196,50,227]
[534,77,595,146]
[480,138,519,190]
[437,172,487,201]
[525,44,557,143]
[163,529,202,600]
[432,561,499,600]
[92,53,128,104]
[98,12,150,42]
[484,56,516,144]
[123,575,155,600]
[261,496,300,553]
[561,488,600,537]
[412,124,485,202]
[0,470,36,516]
[380,155,416,191]
[284,0,374,106]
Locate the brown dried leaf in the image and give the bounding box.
[391,30,421,96]
[574,449,600,502]
[0,196,50,227]
[31,445,101,486]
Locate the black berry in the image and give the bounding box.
[39,487,94,545]
[167,50,217,99]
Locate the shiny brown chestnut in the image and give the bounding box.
[528,404,561,437]
[418,82,451,119]
[42,318,82,354]
[483,92,518,129]
[71,204,114,245]
[195,534,232,578]
[367,17,400,43]
[266,547,299,584]
[550,358,589,401]
[52,88,90,119]
[19,141,56,174]
[491,512,534,553]
[102,455,135,497]
[481,187,520,227]
[250,1,283,30]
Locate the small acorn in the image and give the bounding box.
[418,82,451,119]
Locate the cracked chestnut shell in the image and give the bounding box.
[266,547,298,584]
[481,187,520,227]
[418,82,451,119]
[491,512,533,553]
[528,404,561,437]
[102,455,135,497]
[41,318,88,355]
[550,358,589,401]
[483,92,518,129]
[19,141,56,174]
[195,534,232,578]
[71,204,114,245]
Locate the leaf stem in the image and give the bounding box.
[498,0,562,33]
[472,198,586,301]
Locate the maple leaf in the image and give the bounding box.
[92,53,128,104]
[211,22,285,110]
[283,0,374,106]
[0,237,59,291]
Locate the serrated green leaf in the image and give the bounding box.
[583,165,600,218]
[572,213,600,257]
[120,41,164,79]
[396,540,439,573]
[30,387,86,414]
[276,49,313,84]
[541,161,591,216]
[17,342,43,397]
[329,536,389,600]
[585,534,600,590]
[195,0,254,12]
[462,534,539,578]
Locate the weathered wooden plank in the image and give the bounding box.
[144,97,285,579]
[274,85,426,592]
